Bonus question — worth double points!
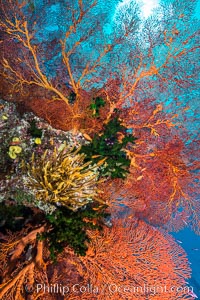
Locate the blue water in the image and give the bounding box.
[173,229,200,297]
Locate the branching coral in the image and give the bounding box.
[0,226,47,300]
[48,217,193,300]
[24,144,105,211]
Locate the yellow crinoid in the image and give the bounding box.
[25,144,105,211]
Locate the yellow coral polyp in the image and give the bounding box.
[9,145,22,154]
[34,137,42,144]
[25,145,105,211]
[8,145,22,159]
[12,137,20,142]
[2,114,8,120]
[8,151,17,159]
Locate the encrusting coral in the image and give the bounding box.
[24,144,106,211]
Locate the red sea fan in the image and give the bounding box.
[44,217,194,300]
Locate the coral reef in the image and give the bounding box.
[0,0,199,299]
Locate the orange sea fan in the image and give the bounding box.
[43,217,194,300]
